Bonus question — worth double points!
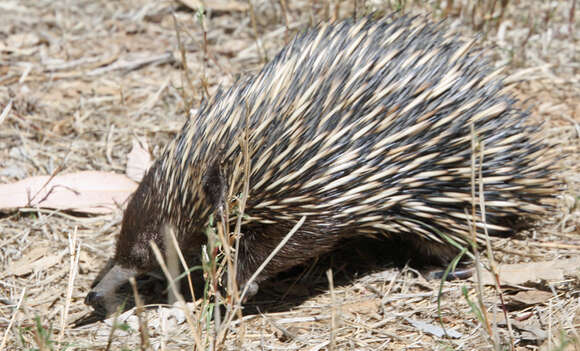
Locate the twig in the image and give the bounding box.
[138,77,171,114]
[241,216,305,302]
[476,131,514,350]
[58,227,80,345]
[217,216,306,343]
[469,123,494,346]
[172,13,196,110]
[327,269,337,351]
[198,7,210,99]
[166,225,197,316]
[0,288,26,350]
[87,52,175,76]
[279,0,290,44]
[105,124,115,167]
[259,308,298,341]
[247,0,267,63]
[570,0,577,39]
[0,99,12,125]
[129,277,151,351]
[163,225,180,306]
[150,241,204,349]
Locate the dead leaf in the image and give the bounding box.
[0,171,138,214]
[214,39,251,56]
[405,317,463,338]
[508,290,553,306]
[177,0,249,12]
[539,340,578,351]
[126,138,152,182]
[511,320,548,342]
[342,299,379,315]
[5,245,65,277]
[5,33,40,49]
[31,287,63,314]
[471,257,580,286]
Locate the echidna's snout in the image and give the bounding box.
[84,290,101,307]
[85,263,139,314]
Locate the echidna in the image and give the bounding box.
[86,14,559,312]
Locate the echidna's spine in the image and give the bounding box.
[86,15,560,313]
[146,15,556,253]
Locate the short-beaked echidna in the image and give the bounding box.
[86,14,559,311]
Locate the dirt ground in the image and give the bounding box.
[0,0,579,350]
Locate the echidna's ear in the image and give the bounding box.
[202,159,228,211]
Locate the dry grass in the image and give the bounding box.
[0,0,578,350]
